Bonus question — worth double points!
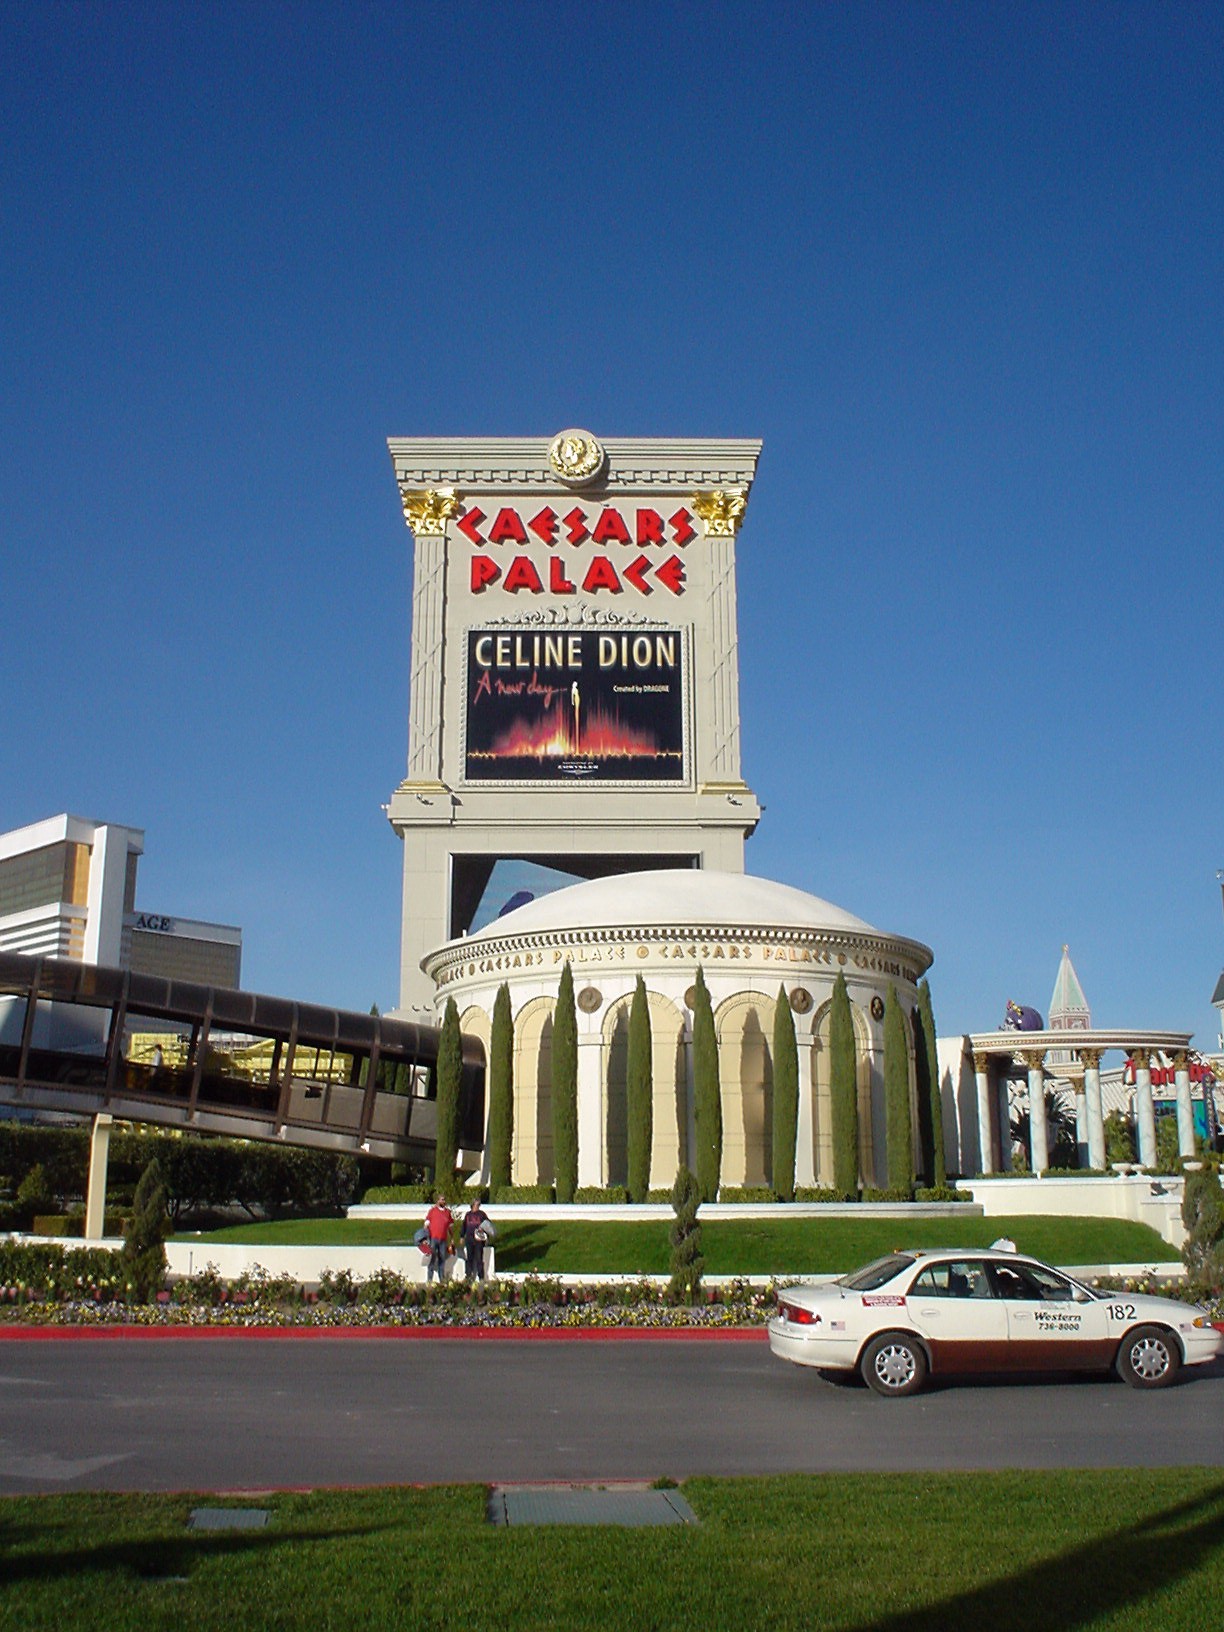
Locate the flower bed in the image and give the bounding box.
[0,1253,1219,1331]
[0,1267,780,1329]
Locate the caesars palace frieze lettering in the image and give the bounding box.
[433,938,921,987]
[460,502,694,598]
[399,485,750,600]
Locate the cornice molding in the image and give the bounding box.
[968,1029,1192,1054]
[387,436,762,493]
[424,921,933,981]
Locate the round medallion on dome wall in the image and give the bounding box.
[577,986,603,1013]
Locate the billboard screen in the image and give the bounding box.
[464,628,685,783]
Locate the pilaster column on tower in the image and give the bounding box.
[1172,1051,1196,1158]
[399,486,459,781]
[1079,1048,1106,1170]
[973,1052,995,1175]
[1132,1049,1158,1168]
[692,489,748,785]
[1023,1050,1049,1174]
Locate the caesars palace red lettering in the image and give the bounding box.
[460,503,695,597]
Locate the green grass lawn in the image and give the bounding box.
[173,1213,1180,1272]
[2,1470,1222,1631]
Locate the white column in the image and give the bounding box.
[1025,1052,1049,1174]
[974,1054,995,1175]
[1173,1052,1196,1158]
[84,1113,113,1240]
[795,1032,816,1188]
[1134,1050,1158,1167]
[576,1022,605,1188]
[1082,1050,1106,1170]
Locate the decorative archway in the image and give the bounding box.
[512,995,555,1186]
[715,990,777,1187]
[807,997,873,1187]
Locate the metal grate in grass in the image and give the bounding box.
[488,1483,697,1527]
[187,1508,270,1532]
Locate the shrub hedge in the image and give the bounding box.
[0,1120,357,1222]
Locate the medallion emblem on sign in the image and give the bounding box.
[548,428,606,486]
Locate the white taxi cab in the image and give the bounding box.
[768,1246,1223,1397]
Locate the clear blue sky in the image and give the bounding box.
[2,2,1221,1042]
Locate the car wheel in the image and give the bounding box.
[1116,1325,1181,1389]
[860,1332,927,1397]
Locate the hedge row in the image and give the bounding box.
[358,1181,971,1207]
[0,1121,358,1222]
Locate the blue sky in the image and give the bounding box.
[2,2,1221,1042]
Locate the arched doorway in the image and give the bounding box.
[808,997,873,1187]
[715,990,776,1187]
[512,996,555,1186]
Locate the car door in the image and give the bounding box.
[907,1259,1009,1374]
[987,1259,1113,1371]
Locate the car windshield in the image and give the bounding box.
[839,1254,915,1291]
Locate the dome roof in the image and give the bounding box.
[467,869,879,940]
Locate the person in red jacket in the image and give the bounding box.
[424,1196,453,1284]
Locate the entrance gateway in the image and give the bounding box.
[387,431,763,1010]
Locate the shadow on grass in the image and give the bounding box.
[492,1223,559,1270]
[852,1480,1224,1632]
[0,1517,384,1590]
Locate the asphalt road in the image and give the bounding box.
[1,1334,1222,1494]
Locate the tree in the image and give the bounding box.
[552,960,578,1202]
[1104,1109,1136,1165]
[883,984,914,1195]
[691,965,722,1202]
[668,1164,704,1302]
[122,1158,168,1301]
[829,970,858,1196]
[771,985,798,1201]
[16,1162,53,1227]
[914,979,945,1186]
[433,997,462,1186]
[1181,1167,1224,1292]
[626,975,653,1201]
[487,983,514,1192]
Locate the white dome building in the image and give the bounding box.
[423,870,933,1193]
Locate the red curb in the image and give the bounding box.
[0,1323,767,1343]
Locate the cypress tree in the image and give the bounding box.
[692,965,722,1203]
[917,979,945,1186]
[487,982,514,1192]
[626,975,653,1202]
[829,970,858,1196]
[552,960,578,1202]
[883,983,914,1195]
[433,996,462,1186]
[771,985,798,1201]
[668,1164,704,1302]
[122,1157,168,1302]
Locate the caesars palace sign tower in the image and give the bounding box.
[387,430,762,1011]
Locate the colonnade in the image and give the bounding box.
[968,1029,1196,1175]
